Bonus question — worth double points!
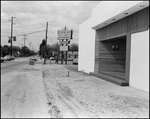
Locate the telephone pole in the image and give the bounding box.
[44,22,48,64]
[22,35,28,57]
[9,16,16,56]
[29,42,32,56]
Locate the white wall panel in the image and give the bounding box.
[130,29,149,92]
[78,18,95,73]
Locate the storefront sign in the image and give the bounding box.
[57,26,73,40]
[60,46,68,51]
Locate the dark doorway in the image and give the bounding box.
[98,36,126,80]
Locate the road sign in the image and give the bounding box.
[60,46,68,51]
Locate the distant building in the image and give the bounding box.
[67,51,78,59]
[79,1,149,92]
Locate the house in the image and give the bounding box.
[78,1,149,92]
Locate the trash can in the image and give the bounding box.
[29,58,35,65]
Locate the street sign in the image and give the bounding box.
[60,46,68,51]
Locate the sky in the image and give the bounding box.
[1,1,100,51]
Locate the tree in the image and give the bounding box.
[39,39,46,58]
[70,43,78,51]
[51,42,60,53]
[20,46,30,56]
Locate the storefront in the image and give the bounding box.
[79,1,149,92]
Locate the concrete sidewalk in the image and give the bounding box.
[64,64,149,100]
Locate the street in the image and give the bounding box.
[1,58,50,118]
[1,58,29,75]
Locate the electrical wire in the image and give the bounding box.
[1,5,10,20]
[2,5,19,36]
[6,1,24,35]
[1,35,9,37]
[15,30,45,36]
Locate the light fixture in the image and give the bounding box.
[112,45,115,50]
[140,5,145,7]
[124,13,128,15]
[115,45,119,50]
[112,45,119,51]
[112,19,116,20]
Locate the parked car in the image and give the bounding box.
[10,55,15,60]
[1,57,4,63]
[30,56,37,61]
[3,55,12,61]
[67,57,74,61]
[50,57,55,60]
[72,58,78,65]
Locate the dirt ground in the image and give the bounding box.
[42,64,149,118]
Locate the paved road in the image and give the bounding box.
[1,58,30,75]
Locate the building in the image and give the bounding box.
[67,51,78,59]
[78,1,149,92]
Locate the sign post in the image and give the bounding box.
[57,26,73,65]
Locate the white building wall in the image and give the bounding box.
[78,18,95,73]
[91,1,145,28]
[130,29,149,92]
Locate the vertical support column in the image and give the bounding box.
[65,39,68,64]
[61,39,64,64]
[65,51,67,64]
[125,33,131,83]
[94,31,100,73]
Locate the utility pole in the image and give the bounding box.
[22,35,28,57]
[44,22,48,64]
[29,42,32,56]
[9,16,16,56]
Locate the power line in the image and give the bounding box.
[1,5,10,20]
[2,5,19,36]
[1,35,9,37]
[15,30,45,36]
[6,1,24,35]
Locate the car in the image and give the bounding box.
[3,55,12,61]
[30,56,37,61]
[10,55,15,60]
[67,57,74,61]
[72,58,78,65]
[50,57,55,60]
[1,57,4,63]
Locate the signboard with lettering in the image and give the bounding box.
[60,46,68,51]
[57,26,73,40]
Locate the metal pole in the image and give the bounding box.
[44,22,48,64]
[23,35,27,57]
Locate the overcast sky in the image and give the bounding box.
[1,1,100,51]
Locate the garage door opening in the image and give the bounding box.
[98,36,126,80]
